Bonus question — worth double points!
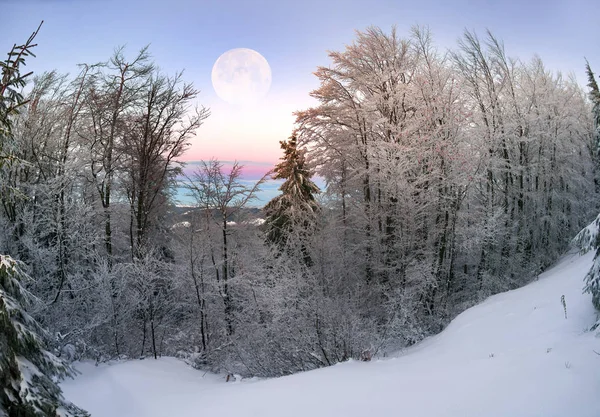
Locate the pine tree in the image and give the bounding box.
[0,23,43,160]
[586,60,600,135]
[0,256,89,417]
[1,23,43,229]
[573,214,600,329]
[582,62,600,318]
[585,60,600,193]
[264,133,320,264]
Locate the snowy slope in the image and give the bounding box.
[62,250,600,417]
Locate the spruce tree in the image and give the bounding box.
[0,256,89,417]
[264,133,320,264]
[586,60,600,194]
[585,61,600,140]
[582,63,600,319]
[0,23,43,159]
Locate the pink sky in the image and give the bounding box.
[181,70,319,166]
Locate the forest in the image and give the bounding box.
[1,22,600,415]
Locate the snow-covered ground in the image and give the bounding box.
[62,250,600,417]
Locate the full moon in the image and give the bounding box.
[211,48,272,105]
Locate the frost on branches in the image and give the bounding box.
[0,255,88,417]
[264,133,320,263]
[573,214,600,319]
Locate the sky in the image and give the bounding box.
[2,0,599,203]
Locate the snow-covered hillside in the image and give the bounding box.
[61,250,600,417]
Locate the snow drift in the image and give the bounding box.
[61,248,600,417]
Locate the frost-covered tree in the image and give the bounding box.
[295,26,474,330]
[573,214,600,316]
[122,72,209,259]
[585,60,600,195]
[294,25,595,350]
[81,46,154,264]
[1,23,42,225]
[264,132,320,264]
[0,243,89,417]
[449,30,594,303]
[186,160,267,336]
[0,24,43,157]
[575,62,600,315]
[586,61,600,151]
[0,25,87,417]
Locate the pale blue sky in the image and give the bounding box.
[3,0,598,168]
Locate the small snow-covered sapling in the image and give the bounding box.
[561,295,567,319]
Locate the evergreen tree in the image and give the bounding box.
[586,61,600,138]
[1,23,45,160]
[582,63,600,320]
[585,60,600,193]
[264,133,320,264]
[1,22,43,230]
[573,214,600,329]
[0,256,89,417]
